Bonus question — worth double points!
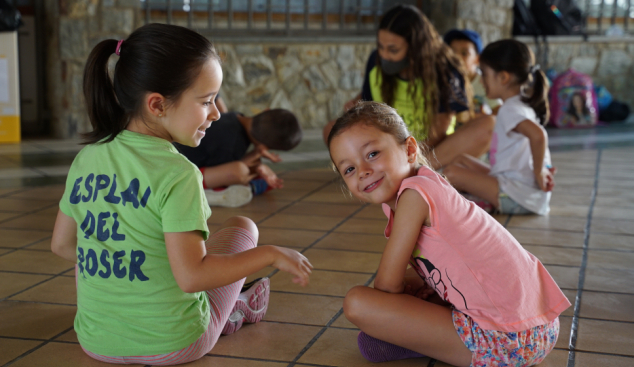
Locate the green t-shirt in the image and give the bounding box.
[59,130,212,356]
[368,66,456,141]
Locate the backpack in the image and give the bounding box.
[549,69,598,128]
[530,0,584,35]
[513,0,541,36]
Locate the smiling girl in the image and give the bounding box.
[328,101,569,367]
[50,23,312,365]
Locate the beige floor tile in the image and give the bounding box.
[24,238,52,251]
[0,213,57,231]
[507,216,586,233]
[551,184,593,197]
[264,292,342,326]
[594,195,634,208]
[589,233,634,251]
[0,229,51,248]
[278,201,363,218]
[353,204,385,219]
[334,218,386,235]
[9,342,143,367]
[592,206,634,220]
[596,186,634,199]
[281,179,331,192]
[206,209,271,224]
[303,190,362,204]
[509,228,584,248]
[0,198,56,213]
[0,212,20,222]
[297,328,430,367]
[7,185,66,201]
[271,269,371,297]
[587,250,634,269]
[0,272,50,299]
[523,245,583,267]
[280,169,338,182]
[0,338,43,365]
[54,328,79,342]
[210,322,321,362]
[0,188,23,196]
[550,194,592,207]
[591,218,634,236]
[561,289,577,317]
[10,276,77,304]
[554,176,596,187]
[239,196,293,212]
[533,349,569,367]
[544,265,580,290]
[186,356,287,366]
[313,232,387,253]
[548,204,590,218]
[331,313,358,329]
[575,319,634,356]
[598,179,634,191]
[259,213,343,231]
[555,316,572,349]
[262,189,311,201]
[0,250,74,274]
[303,249,382,273]
[258,228,325,248]
[583,267,634,294]
[579,290,634,322]
[575,351,634,367]
[0,301,75,339]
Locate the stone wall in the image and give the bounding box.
[519,36,634,111]
[44,0,514,138]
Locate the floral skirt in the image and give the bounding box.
[452,310,560,367]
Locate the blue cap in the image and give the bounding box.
[443,29,483,54]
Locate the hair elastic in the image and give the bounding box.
[115,40,124,56]
[529,64,540,74]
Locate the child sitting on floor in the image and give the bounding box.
[443,39,555,215]
[327,101,569,366]
[51,23,312,365]
[175,109,302,207]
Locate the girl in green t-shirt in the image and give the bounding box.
[51,23,312,365]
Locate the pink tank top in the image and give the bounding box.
[382,167,571,332]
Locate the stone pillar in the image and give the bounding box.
[46,0,141,138]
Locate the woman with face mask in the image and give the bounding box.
[323,4,495,170]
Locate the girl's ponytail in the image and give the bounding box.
[82,39,126,144]
[523,68,549,126]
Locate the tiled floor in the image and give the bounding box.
[1,125,634,367]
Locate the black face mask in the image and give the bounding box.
[380,56,409,76]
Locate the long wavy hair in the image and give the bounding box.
[377,5,471,138]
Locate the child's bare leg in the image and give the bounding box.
[426,114,495,170]
[202,161,257,188]
[344,286,472,367]
[443,163,499,206]
[450,153,491,175]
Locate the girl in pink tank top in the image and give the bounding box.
[327,101,570,367]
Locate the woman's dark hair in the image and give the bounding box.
[251,109,302,151]
[479,39,550,125]
[377,4,471,138]
[82,23,220,144]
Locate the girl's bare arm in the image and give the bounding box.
[513,119,554,191]
[51,210,78,262]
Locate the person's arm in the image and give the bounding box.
[165,230,312,293]
[51,209,77,263]
[425,112,454,149]
[374,189,429,294]
[513,120,554,192]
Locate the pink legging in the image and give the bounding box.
[81,227,256,365]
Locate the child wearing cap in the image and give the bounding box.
[444,29,502,117]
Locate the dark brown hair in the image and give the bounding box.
[251,109,302,151]
[327,101,429,169]
[82,23,220,144]
[377,4,471,138]
[479,39,550,125]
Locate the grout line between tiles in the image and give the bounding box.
[4,300,76,307]
[0,201,59,226]
[567,149,601,367]
[0,266,75,302]
[2,325,74,367]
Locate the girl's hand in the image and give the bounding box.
[404,281,435,300]
[271,246,313,287]
[256,164,284,189]
[535,167,555,192]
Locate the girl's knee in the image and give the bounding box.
[343,286,369,323]
[220,216,259,245]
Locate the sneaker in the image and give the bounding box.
[205,185,253,208]
[221,277,270,335]
[249,178,272,196]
